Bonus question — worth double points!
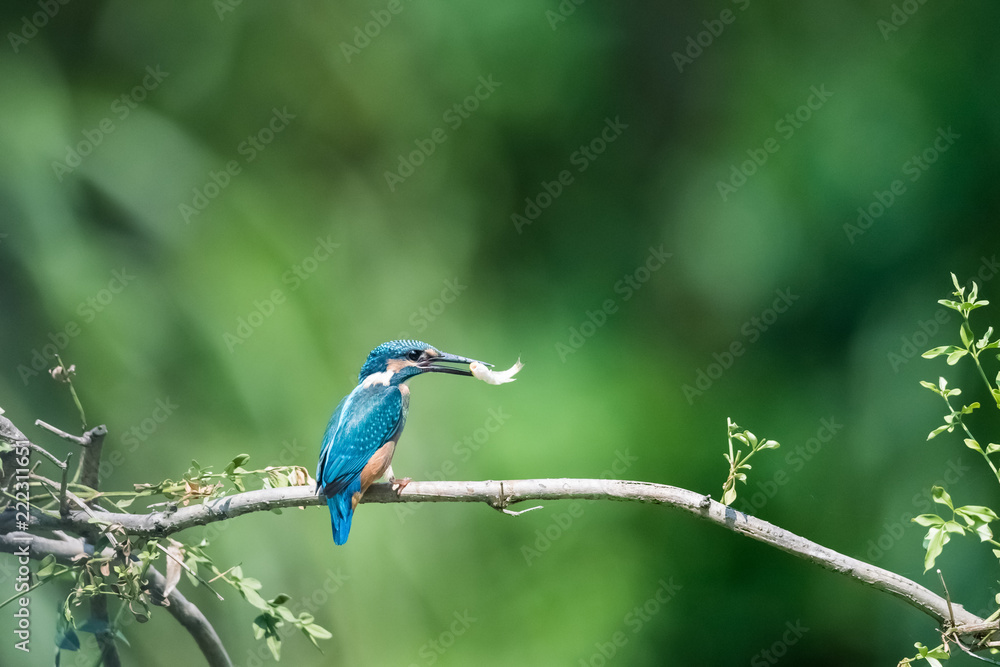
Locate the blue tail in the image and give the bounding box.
[328,480,361,545]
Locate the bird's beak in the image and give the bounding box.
[419,351,493,376]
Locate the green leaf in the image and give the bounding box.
[946,349,968,365]
[973,522,993,542]
[271,593,291,606]
[242,588,269,610]
[931,486,954,509]
[955,505,999,523]
[274,605,298,624]
[964,438,983,452]
[986,443,1000,455]
[960,322,974,348]
[923,527,950,572]
[937,298,962,311]
[913,514,945,528]
[722,487,737,506]
[922,346,960,359]
[976,327,994,349]
[266,633,281,661]
[942,520,965,535]
[928,424,953,440]
[304,623,332,639]
[37,554,58,578]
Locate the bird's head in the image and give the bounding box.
[357,340,492,386]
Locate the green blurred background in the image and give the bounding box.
[2,0,1000,664]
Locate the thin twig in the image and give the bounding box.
[938,569,956,628]
[60,452,73,518]
[27,440,66,468]
[35,419,90,446]
[154,542,224,601]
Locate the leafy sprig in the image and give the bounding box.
[720,418,779,506]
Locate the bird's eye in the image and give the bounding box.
[406,350,422,362]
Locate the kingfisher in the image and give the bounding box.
[316,340,493,545]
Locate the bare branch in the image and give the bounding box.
[75,425,107,490]
[145,565,233,667]
[35,419,90,446]
[19,477,995,637]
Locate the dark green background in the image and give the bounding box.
[2,0,999,664]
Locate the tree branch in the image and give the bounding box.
[0,532,232,667]
[145,565,233,667]
[18,477,995,640]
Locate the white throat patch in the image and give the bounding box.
[361,370,393,387]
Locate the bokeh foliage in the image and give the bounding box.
[1,0,999,664]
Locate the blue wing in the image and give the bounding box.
[317,383,405,544]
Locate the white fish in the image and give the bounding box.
[471,359,523,385]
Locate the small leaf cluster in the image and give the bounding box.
[123,454,311,510]
[912,486,999,572]
[225,566,333,661]
[923,273,1000,409]
[898,642,950,667]
[720,418,779,506]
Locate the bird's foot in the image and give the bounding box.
[390,476,412,495]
